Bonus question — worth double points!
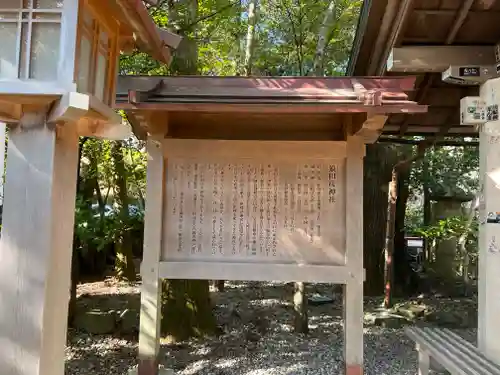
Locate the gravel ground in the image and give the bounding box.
[66,280,477,375]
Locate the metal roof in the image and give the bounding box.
[115,75,426,141]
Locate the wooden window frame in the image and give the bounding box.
[0,0,63,79]
[74,0,119,106]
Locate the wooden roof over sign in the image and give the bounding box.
[347,0,500,138]
[115,76,427,143]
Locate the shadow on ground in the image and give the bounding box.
[66,281,478,375]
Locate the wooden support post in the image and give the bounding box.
[344,135,365,375]
[0,114,79,375]
[138,136,166,375]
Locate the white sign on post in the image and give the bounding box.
[159,140,349,282]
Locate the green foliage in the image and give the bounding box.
[416,216,470,242]
[414,215,478,259]
[406,143,479,232]
[255,0,361,75]
[120,0,362,76]
[75,137,146,275]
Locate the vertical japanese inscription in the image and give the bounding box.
[198,163,205,253]
[178,163,185,253]
[239,164,245,255]
[211,163,218,254]
[166,158,343,264]
[272,166,278,256]
[251,165,257,256]
[191,163,198,254]
[328,164,337,204]
[218,164,225,254]
[259,165,265,255]
[231,164,238,255]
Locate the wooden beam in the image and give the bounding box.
[138,136,165,375]
[344,136,365,375]
[157,262,357,283]
[352,114,388,143]
[0,115,79,375]
[446,0,475,44]
[387,46,496,73]
[367,0,400,75]
[47,92,89,124]
[378,0,415,74]
[118,102,426,114]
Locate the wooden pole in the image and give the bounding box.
[344,135,365,375]
[138,136,165,375]
[0,115,79,375]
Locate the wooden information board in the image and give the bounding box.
[160,140,348,281]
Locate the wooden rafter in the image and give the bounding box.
[446,0,475,44]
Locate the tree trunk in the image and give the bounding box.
[384,143,428,308]
[393,165,414,296]
[458,195,478,296]
[111,141,136,281]
[312,0,336,75]
[161,280,218,342]
[68,138,87,327]
[160,0,217,341]
[422,153,431,262]
[215,280,225,292]
[363,144,397,296]
[244,0,258,75]
[384,172,397,308]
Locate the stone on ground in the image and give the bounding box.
[119,308,139,334]
[74,309,116,334]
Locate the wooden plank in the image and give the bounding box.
[417,348,430,375]
[0,115,79,375]
[163,139,347,160]
[406,327,500,374]
[118,102,427,115]
[138,136,166,375]
[387,46,496,73]
[441,329,500,373]
[344,136,365,375]
[157,262,353,283]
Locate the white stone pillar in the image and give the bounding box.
[0,114,79,375]
[0,122,6,206]
[478,77,500,363]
